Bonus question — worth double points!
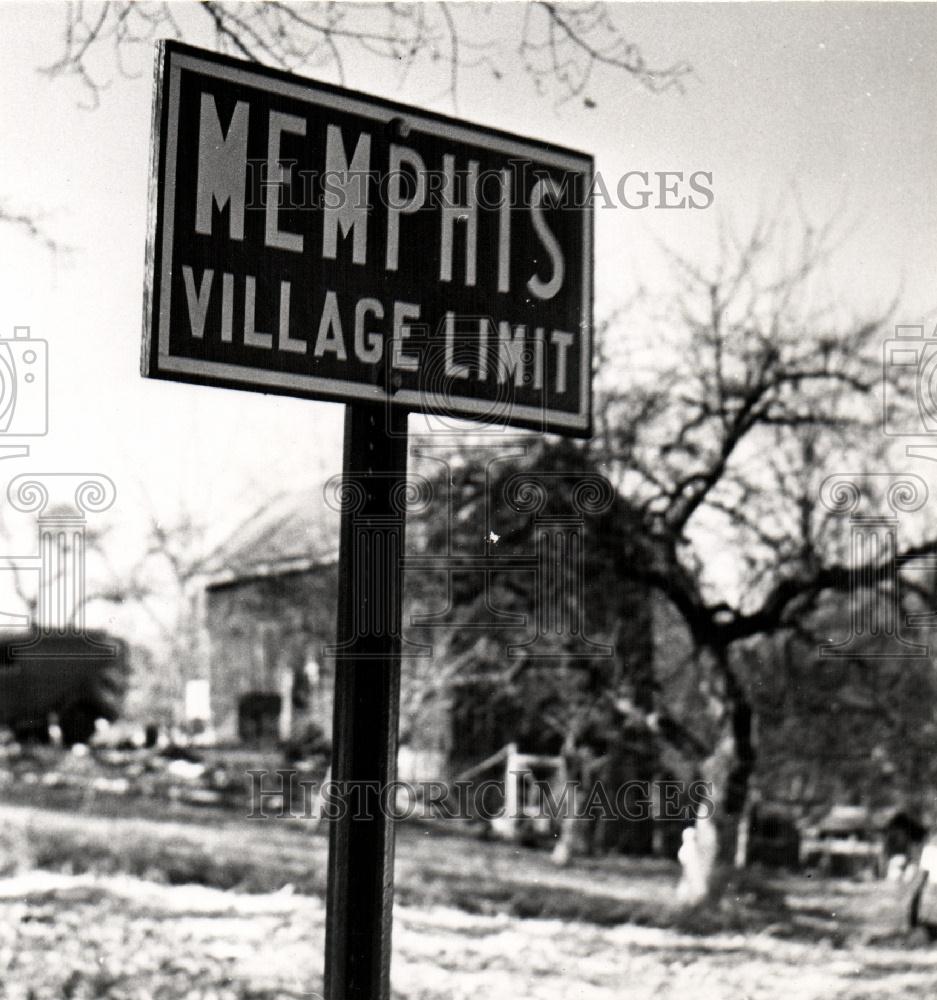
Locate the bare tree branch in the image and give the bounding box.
[0,203,72,256]
[44,2,691,110]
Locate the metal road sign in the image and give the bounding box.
[143,41,593,435]
[142,39,597,1000]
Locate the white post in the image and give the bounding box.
[504,742,520,839]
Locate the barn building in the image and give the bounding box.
[203,488,453,781]
[202,477,659,788]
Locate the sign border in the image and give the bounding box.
[142,40,594,437]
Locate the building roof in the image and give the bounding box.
[814,805,927,838]
[203,488,340,588]
[201,475,436,591]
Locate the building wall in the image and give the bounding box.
[206,565,338,744]
[204,564,452,781]
[205,555,656,788]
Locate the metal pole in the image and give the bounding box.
[324,401,408,1000]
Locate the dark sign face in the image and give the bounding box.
[143,42,593,436]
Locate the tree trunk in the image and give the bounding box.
[597,725,656,855]
[677,649,755,903]
[552,781,583,867]
[552,735,592,866]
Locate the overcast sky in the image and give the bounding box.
[0,2,934,610]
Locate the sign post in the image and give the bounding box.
[143,40,593,1000]
[325,402,408,1000]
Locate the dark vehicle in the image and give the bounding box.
[0,629,130,746]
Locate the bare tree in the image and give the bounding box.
[45,1,690,110]
[591,212,912,899]
[93,492,288,725]
[16,2,686,253]
[407,438,661,862]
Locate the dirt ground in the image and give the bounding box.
[1,798,937,999]
[3,869,937,1000]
